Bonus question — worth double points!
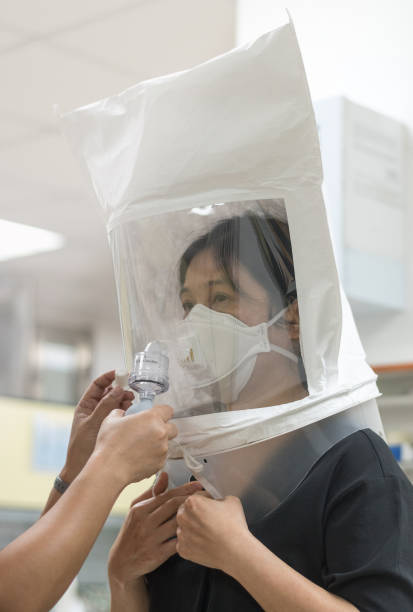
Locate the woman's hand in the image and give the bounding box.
[177,495,359,612]
[109,473,203,589]
[61,371,134,483]
[176,494,250,573]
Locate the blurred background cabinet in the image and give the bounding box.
[315,97,406,314]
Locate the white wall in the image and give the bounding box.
[91,317,124,381]
[237,0,413,366]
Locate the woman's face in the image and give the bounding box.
[179,248,272,326]
[179,247,305,408]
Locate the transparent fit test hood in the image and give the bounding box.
[61,16,383,518]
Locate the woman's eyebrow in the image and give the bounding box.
[180,278,232,299]
[208,279,231,288]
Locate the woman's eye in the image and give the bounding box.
[213,293,230,304]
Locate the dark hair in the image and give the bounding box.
[179,214,296,312]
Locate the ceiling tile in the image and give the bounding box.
[0,1,141,35]
[0,115,36,147]
[0,41,136,128]
[0,28,26,52]
[54,0,235,80]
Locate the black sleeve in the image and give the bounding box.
[322,474,413,612]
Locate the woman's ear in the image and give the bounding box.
[284,299,300,341]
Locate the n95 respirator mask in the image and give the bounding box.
[176,304,298,403]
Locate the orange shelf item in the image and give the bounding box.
[372,363,413,374]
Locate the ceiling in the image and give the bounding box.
[0,0,235,330]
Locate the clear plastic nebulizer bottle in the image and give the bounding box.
[125,341,169,414]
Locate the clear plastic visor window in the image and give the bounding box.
[62,17,383,522]
[115,200,305,416]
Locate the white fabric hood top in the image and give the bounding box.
[61,17,380,462]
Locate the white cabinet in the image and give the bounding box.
[315,97,406,313]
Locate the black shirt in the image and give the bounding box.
[147,429,413,611]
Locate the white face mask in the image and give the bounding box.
[177,304,298,403]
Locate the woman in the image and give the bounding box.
[108,213,413,612]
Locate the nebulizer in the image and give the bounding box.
[123,341,170,415]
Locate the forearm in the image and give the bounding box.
[225,533,358,612]
[42,485,62,515]
[41,463,80,516]
[110,577,149,612]
[0,454,124,612]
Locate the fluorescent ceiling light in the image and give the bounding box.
[0,219,64,262]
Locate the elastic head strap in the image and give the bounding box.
[269,344,298,363]
[267,306,299,363]
[267,305,289,327]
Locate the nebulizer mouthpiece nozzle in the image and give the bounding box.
[125,341,169,415]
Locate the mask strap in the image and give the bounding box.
[267,306,299,363]
[267,306,289,327]
[269,344,299,363]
